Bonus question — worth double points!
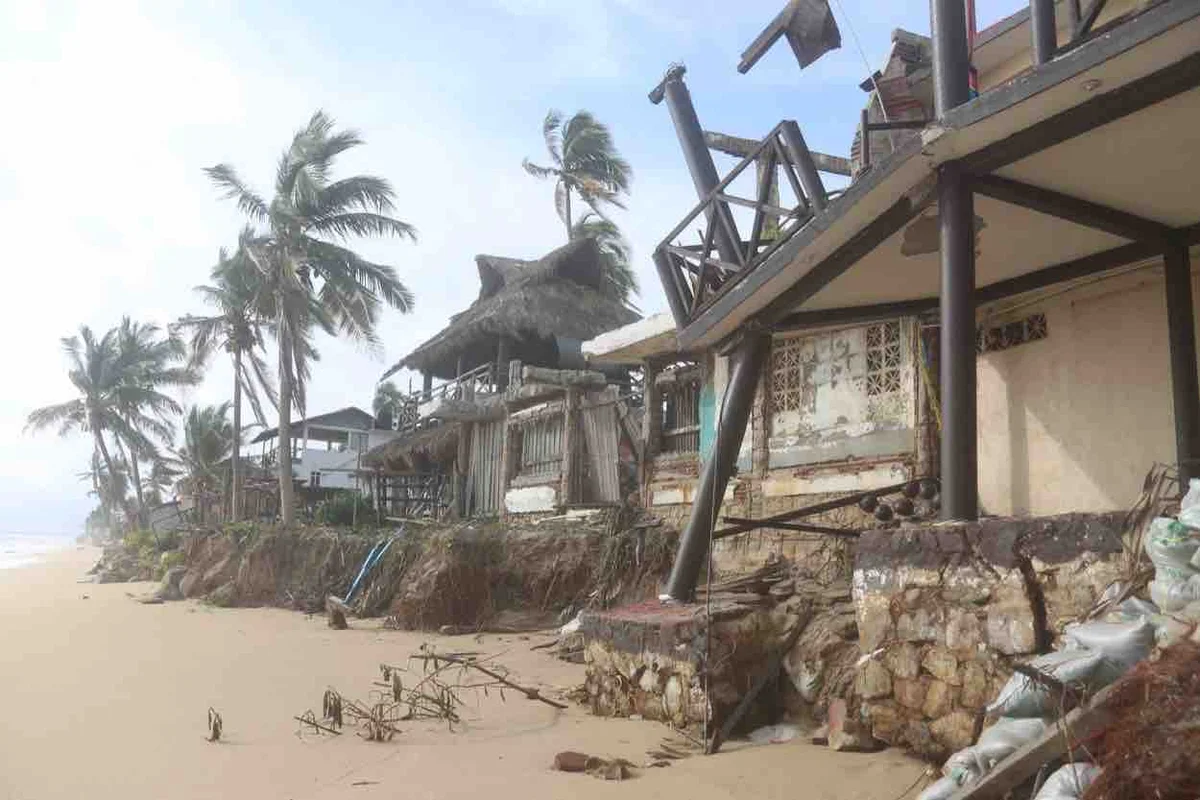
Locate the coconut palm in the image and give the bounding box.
[175,238,278,522]
[205,110,417,525]
[372,380,404,429]
[523,110,632,237]
[111,317,198,525]
[174,403,234,524]
[27,326,139,527]
[571,212,639,309]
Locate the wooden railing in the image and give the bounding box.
[653,120,829,327]
[395,362,499,433]
[377,472,450,519]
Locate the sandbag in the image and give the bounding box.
[917,776,962,800]
[1144,518,1200,575]
[1177,478,1200,529]
[944,717,1048,784]
[1033,762,1102,800]
[1149,575,1200,613]
[1063,617,1155,682]
[988,650,1104,718]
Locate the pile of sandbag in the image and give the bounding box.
[1145,479,1200,613]
[916,609,1156,799]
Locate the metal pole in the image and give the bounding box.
[1031,0,1057,65]
[654,249,691,327]
[663,334,770,602]
[1164,245,1200,484]
[652,65,743,267]
[938,161,978,521]
[780,121,828,212]
[930,0,972,116]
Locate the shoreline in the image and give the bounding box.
[0,547,925,800]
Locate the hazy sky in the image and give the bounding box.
[0,0,1021,534]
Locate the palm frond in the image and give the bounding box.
[306,212,416,242]
[204,164,269,221]
[25,399,86,434]
[541,109,564,166]
[521,159,560,180]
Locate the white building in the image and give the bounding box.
[249,407,399,492]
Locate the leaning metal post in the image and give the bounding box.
[663,334,771,602]
[1030,0,1058,65]
[650,64,744,268]
[1164,244,1200,485]
[931,0,978,521]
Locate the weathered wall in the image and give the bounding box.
[978,265,1200,516]
[852,513,1126,758]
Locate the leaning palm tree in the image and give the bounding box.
[27,326,139,527]
[175,238,278,522]
[111,317,198,527]
[571,212,639,309]
[205,110,417,525]
[523,109,632,237]
[174,403,234,524]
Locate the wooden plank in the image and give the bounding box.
[948,682,1119,800]
[560,388,579,506]
[521,366,608,388]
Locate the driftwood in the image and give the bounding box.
[410,650,568,710]
[521,366,608,388]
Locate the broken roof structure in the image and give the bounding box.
[382,238,639,382]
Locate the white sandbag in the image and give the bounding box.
[944,717,1048,784]
[1149,575,1200,613]
[1063,617,1155,682]
[988,650,1104,718]
[917,776,962,800]
[1033,762,1102,799]
[1144,518,1200,574]
[1178,478,1200,528]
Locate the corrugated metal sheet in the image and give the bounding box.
[469,420,505,515]
[581,387,621,503]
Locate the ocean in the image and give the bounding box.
[0,532,74,570]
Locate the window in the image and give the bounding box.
[310,472,321,488]
[865,321,903,397]
[977,313,1048,353]
[516,414,563,479]
[770,334,815,413]
[660,366,701,454]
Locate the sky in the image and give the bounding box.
[0,0,1022,534]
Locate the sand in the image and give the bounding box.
[0,547,927,800]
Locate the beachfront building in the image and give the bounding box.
[641,0,1200,601]
[249,406,398,494]
[365,238,640,519]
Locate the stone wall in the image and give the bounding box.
[852,512,1126,758]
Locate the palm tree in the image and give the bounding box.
[523,110,632,238]
[373,380,404,429]
[571,212,639,309]
[175,238,278,522]
[205,110,417,525]
[174,403,234,524]
[27,326,139,527]
[111,317,198,526]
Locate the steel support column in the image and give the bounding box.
[663,334,770,602]
[930,0,972,116]
[938,161,978,520]
[652,66,743,267]
[1031,0,1058,65]
[1164,245,1200,483]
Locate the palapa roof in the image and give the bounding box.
[382,238,640,381]
[362,423,459,472]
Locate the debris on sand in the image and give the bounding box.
[552,751,636,780]
[206,708,223,742]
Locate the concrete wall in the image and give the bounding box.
[977,264,1197,515]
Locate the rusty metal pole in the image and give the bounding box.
[650,65,743,267]
[1031,0,1057,65]
[663,334,770,602]
[931,0,978,521]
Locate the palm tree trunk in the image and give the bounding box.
[563,184,573,239]
[113,433,146,529]
[93,427,136,531]
[277,324,296,526]
[231,352,243,523]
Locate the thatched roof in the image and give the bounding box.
[382,238,639,381]
[362,423,458,472]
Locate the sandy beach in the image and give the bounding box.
[0,548,925,800]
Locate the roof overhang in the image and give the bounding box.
[677,0,1200,349]
[583,313,681,364]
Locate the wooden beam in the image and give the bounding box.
[721,517,861,537]
[704,130,852,176]
[427,397,505,423]
[520,366,608,388]
[561,388,579,506]
[737,2,795,74]
[972,174,1176,245]
[947,682,1119,800]
[1076,0,1109,39]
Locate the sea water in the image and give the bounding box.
[0,532,73,569]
